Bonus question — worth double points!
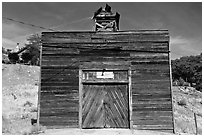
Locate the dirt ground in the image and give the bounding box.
[40,128,174,135]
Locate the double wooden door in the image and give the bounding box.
[82,84,129,128]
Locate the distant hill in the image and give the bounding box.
[171,54,202,91]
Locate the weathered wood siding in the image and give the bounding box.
[40,30,173,132]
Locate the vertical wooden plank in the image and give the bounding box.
[37,44,42,128]
[169,50,175,133]
[79,69,82,129]
[129,68,133,129]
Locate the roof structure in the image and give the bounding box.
[92,4,120,31]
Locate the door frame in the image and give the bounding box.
[78,68,132,129]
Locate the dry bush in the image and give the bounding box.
[27,124,46,135]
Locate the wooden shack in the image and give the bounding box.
[38,5,174,133]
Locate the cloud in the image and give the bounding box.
[2,22,42,49]
[170,36,201,59]
[3,22,29,39]
[2,38,17,49]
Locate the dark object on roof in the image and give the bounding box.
[105,4,111,12]
[92,7,102,19]
[92,4,120,31]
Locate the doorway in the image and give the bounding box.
[79,70,130,129]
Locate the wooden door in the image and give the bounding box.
[82,84,129,128]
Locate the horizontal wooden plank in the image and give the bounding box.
[132,111,173,117]
[41,59,169,66]
[40,115,78,121]
[41,89,78,95]
[41,89,78,93]
[42,46,79,54]
[44,125,79,129]
[40,103,78,110]
[41,86,78,91]
[41,78,78,83]
[41,60,79,66]
[132,104,172,111]
[130,52,168,57]
[132,80,170,89]
[132,94,171,99]
[41,64,80,68]
[40,111,78,117]
[132,68,169,74]
[40,107,79,113]
[132,100,172,105]
[131,63,169,70]
[132,84,170,91]
[41,55,129,60]
[41,76,78,82]
[40,119,78,124]
[41,72,78,77]
[82,80,129,84]
[42,30,169,35]
[133,119,173,125]
[40,121,78,127]
[81,61,130,70]
[42,32,169,44]
[41,89,78,94]
[41,57,168,64]
[132,99,172,104]
[41,73,78,77]
[42,44,169,53]
[133,125,173,130]
[132,115,173,121]
[40,94,79,101]
[41,66,79,69]
[132,75,170,82]
[40,95,79,103]
[41,68,78,72]
[132,79,170,85]
[40,99,78,104]
[132,89,171,95]
[131,60,169,65]
[42,38,169,44]
[41,82,78,86]
[132,75,170,80]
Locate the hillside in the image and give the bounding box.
[172,86,202,134]
[2,64,41,134]
[2,64,202,134]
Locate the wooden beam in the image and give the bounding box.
[37,45,42,128]
[129,68,133,129]
[78,69,83,129]
[169,50,175,133]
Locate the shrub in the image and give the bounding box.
[23,101,33,107]
[29,107,38,112]
[28,124,46,135]
[178,77,185,86]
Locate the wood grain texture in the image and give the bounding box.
[81,84,129,128]
[40,30,173,131]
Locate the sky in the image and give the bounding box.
[2,2,202,59]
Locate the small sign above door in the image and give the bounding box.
[82,70,128,82]
[96,72,114,79]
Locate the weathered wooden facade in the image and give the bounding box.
[39,30,174,132]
